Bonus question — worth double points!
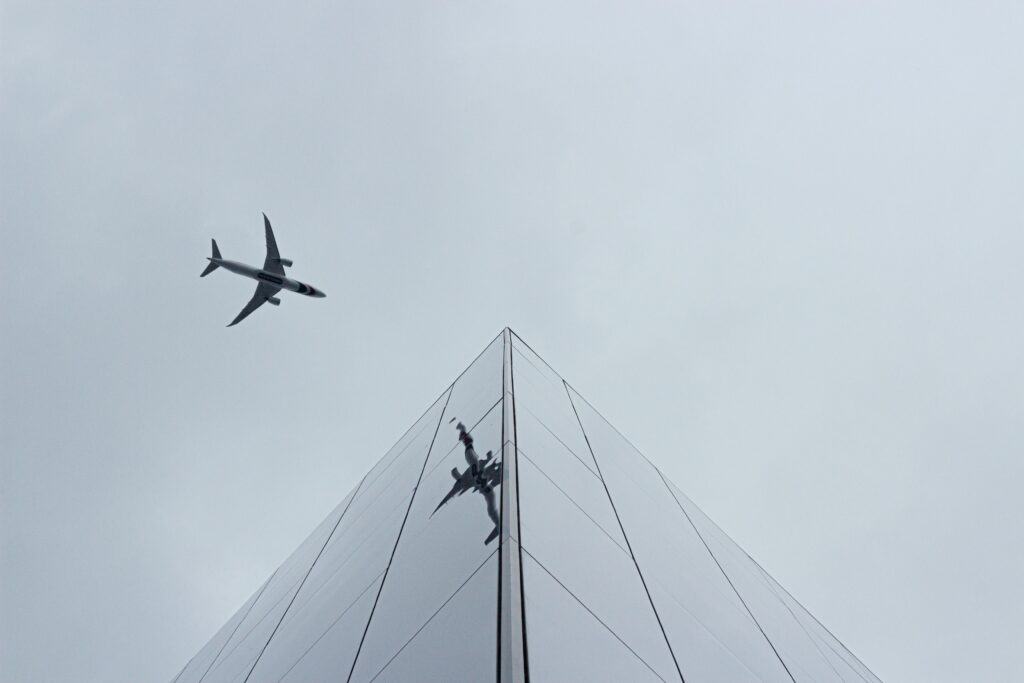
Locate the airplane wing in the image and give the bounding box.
[227,282,281,327]
[263,213,285,275]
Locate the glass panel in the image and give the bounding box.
[643,579,767,682]
[361,551,498,682]
[193,491,355,683]
[176,336,503,683]
[423,334,504,471]
[762,578,879,683]
[243,391,452,680]
[521,550,664,682]
[510,336,593,473]
[756,565,872,683]
[668,480,873,682]
[515,411,623,548]
[278,575,384,682]
[347,340,503,681]
[516,454,680,681]
[288,389,451,610]
[334,390,453,540]
[201,580,304,683]
[409,400,503,543]
[512,334,685,680]
[566,387,793,682]
[279,497,406,630]
[172,580,267,683]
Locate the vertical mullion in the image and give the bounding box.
[499,328,528,683]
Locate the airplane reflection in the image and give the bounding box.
[432,418,502,544]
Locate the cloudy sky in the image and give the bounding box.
[2,2,1022,681]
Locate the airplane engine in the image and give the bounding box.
[275,258,294,267]
[266,296,281,306]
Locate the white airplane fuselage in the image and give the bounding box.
[210,258,326,298]
[202,213,326,326]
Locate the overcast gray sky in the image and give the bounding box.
[2,2,1022,681]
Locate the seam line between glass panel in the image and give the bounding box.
[203,572,306,675]
[655,463,876,681]
[422,397,502,482]
[344,386,454,683]
[357,330,501,499]
[242,471,370,683]
[196,568,277,682]
[520,546,668,683]
[367,548,498,683]
[661,469,875,682]
[511,329,877,683]
[518,450,629,556]
[563,379,687,683]
[752,560,850,681]
[657,468,798,683]
[747,554,880,682]
[510,329,664,486]
[276,570,386,681]
[521,402,600,477]
[507,329,563,386]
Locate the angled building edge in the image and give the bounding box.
[172,328,880,683]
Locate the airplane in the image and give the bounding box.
[201,213,325,326]
[433,419,502,544]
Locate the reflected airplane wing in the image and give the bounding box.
[479,455,501,490]
[227,282,281,327]
[433,468,475,514]
[263,213,285,275]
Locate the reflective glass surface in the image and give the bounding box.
[510,339,621,540]
[177,330,877,683]
[368,551,498,682]
[510,336,594,475]
[566,387,795,682]
[762,573,880,683]
[513,344,680,682]
[423,334,504,472]
[347,335,503,682]
[182,491,355,683]
[521,549,665,682]
[516,459,680,682]
[667,480,876,682]
[277,575,383,682]
[243,391,453,681]
[172,579,268,683]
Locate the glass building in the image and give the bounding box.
[173,329,879,682]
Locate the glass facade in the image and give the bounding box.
[173,329,878,683]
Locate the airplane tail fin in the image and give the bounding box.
[200,239,221,277]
